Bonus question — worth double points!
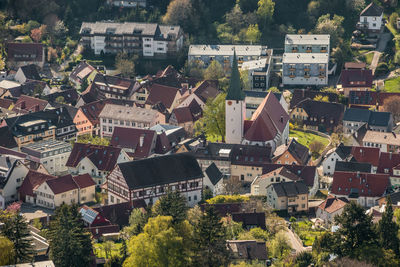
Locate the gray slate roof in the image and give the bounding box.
[205,163,223,185]
[118,153,203,189]
[270,181,308,197]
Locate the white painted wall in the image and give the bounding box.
[360,14,383,30]
[225,100,246,144]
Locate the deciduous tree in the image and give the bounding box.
[246,24,261,44]
[0,236,15,265]
[382,96,400,123]
[204,60,225,80]
[256,0,275,29]
[115,53,135,78]
[314,14,344,48]
[378,196,400,256]
[123,216,193,267]
[194,93,226,141]
[162,0,192,30]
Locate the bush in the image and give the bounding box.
[206,195,249,204]
[375,62,389,76]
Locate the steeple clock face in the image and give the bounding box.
[227,101,232,106]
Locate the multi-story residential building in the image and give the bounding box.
[343,108,393,134]
[330,171,389,207]
[74,99,136,136]
[33,173,96,209]
[107,154,204,207]
[107,0,146,8]
[6,43,45,68]
[99,104,165,138]
[5,107,77,148]
[290,99,345,133]
[266,181,309,213]
[356,2,383,34]
[80,22,184,57]
[282,34,330,86]
[188,45,269,69]
[251,166,301,196]
[20,140,72,175]
[240,51,273,91]
[282,53,329,86]
[66,143,130,186]
[362,131,400,153]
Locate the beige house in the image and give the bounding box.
[251,167,301,196]
[34,174,95,209]
[266,181,308,213]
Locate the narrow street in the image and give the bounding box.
[284,228,311,254]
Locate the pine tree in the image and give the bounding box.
[378,196,400,256]
[152,190,188,224]
[49,204,93,267]
[192,206,231,267]
[1,212,33,263]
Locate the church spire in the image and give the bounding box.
[226,50,245,101]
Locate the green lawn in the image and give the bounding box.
[289,130,329,149]
[93,242,123,259]
[293,220,326,247]
[365,53,374,65]
[384,76,400,92]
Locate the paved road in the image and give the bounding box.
[285,228,308,254]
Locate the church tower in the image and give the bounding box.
[225,51,246,144]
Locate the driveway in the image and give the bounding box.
[370,32,391,75]
[284,228,312,254]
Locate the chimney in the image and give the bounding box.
[5,156,11,168]
[302,89,305,98]
[390,152,392,160]
[34,104,40,112]
[139,134,145,147]
[20,101,26,109]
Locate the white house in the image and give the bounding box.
[203,163,224,196]
[358,2,383,33]
[251,167,301,196]
[322,144,352,176]
[66,143,131,186]
[0,159,29,209]
[316,195,348,224]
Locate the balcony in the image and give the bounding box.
[304,67,310,72]
[289,74,296,78]
[291,48,298,53]
[289,67,296,72]
[304,75,311,78]
[306,49,312,53]
[320,49,327,53]
[319,74,326,78]
[356,22,369,30]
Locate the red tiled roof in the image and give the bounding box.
[145,83,180,109]
[80,99,108,125]
[19,170,56,198]
[110,127,156,159]
[72,173,96,189]
[377,152,400,176]
[340,69,373,88]
[261,164,317,187]
[351,146,380,166]
[155,131,172,154]
[46,174,78,195]
[192,80,219,103]
[244,92,288,142]
[344,62,366,69]
[0,98,14,109]
[331,171,389,197]
[318,195,349,214]
[6,42,44,62]
[171,100,202,124]
[12,95,48,114]
[66,143,123,171]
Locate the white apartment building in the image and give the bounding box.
[20,140,72,175]
[99,104,165,138]
[80,22,184,57]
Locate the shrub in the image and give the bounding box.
[375,62,389,76]
[206,195,249,204]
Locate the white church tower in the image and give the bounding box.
[225,52,246,144]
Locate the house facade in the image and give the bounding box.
[357,2,383,33]
[107,154,204,207]
[20,140,72,175]
[316,195,348,224]
[322,144,352,176]
[282,34,330,86]
[251,167,301,196]
[362,131,400,153]
[80,22,184,57]
[99,104,165,138]
[266,181,309,213]
[0,159,29,209]
[188,45,269,69]
[6,43,45,68]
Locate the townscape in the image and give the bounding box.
[1,0,400,266]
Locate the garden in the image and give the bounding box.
[384,76,400,93]
[291,218,326,247]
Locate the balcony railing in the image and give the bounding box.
[304,68,310,72]
[320,49,327,53]
[289,74,296,78]
[306,49,312,53]
[289,67,296,72]
[304,75,311,78]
